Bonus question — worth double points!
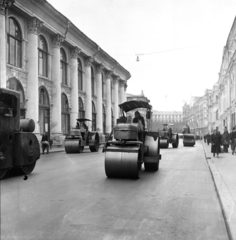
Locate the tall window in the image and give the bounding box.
[92,101,96,131]
[79,97,85,118]
[78,58,83,91]
[91,67,95,96]
[103,104,106,134]
[102,74,105,98]
[7,17,22,68]
[38,36,48,77]
[39,87,50,135]
[61,93,70,134]
[60,49,67,85]
[7,78,25,119]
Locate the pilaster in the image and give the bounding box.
[0,0,15,88]
[70,47,81,129]
[105,70,112,133]
[113,76,120,124]
[84,57,94,130]
[96,64,104,133]
[51,34,64,134]
[26,17,43,134]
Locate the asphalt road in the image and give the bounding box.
[1,140,229,240]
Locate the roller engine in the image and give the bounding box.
[103,100,161,179]
[0,88,40,179]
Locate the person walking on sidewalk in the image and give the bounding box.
[222,126,229,153]
[211,129,221,157]
[231,127,236,155]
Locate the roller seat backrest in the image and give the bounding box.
[113,123,139,141]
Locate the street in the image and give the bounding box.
[1,140,229,240]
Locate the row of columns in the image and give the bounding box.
[0,5,127,135]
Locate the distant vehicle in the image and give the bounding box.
[183,134,195,147]
[159,123,179,148]
[64,118,99,153]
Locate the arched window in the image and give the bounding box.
[61,93,70,134]
[78,58,83,91]
[7,78,25,118]
[7,17,22,68]
[92,101,96,131]
[91,67,95,96]
[79,97,85,118]
[39,87,50,135]
[38,35,48,77]
[102,74,105,98]
[60,49,67,85]
[103,104,106,134]
[111,108,114,128]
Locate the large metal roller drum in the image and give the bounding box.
[89,132,100,152]
[172,134,179,148]
[105,150,139,179]
[144,135,160,171]
[20,118,35,132]
[159,139,168,148]
[65,139,82,153]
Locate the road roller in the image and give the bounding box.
[0,88,40,179]
[183,134,195,146]
[159,123,179,148]
[64,118,100,153]
[103,100,161,179]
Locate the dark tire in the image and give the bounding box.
[0,169,8,180]
[20,162,36,175]
[89,141,99,152]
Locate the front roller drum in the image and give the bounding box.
[159,139,169,148]
[105,151,139,179]
[65,140,83,153]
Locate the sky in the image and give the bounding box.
[47,0,236,111]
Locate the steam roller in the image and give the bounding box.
[103,100,162,179]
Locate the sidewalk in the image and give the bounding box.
[202,141,236,240]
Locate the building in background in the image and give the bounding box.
[0,0,130,145]
[183,16,236,134]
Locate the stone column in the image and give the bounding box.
[51,34,64,134]
[124,81,127,102]
[84,57,93,131]
[96,64,104,133]
[0,0,15,88]
[70,47,81,129]
[113,76,119,123]
[26,17,43,133]
[105,70,112,133]
[119,80,125,104]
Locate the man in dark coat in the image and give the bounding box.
[211,129,221,157]
[222,126,229,153]
[231,127,236,155]
[41,132,49,154]
[206,132,211,145]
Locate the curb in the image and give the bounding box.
[201,142,235,240]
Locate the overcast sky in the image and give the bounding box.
[47,0,236,111]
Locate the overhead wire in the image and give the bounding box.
[101,0,140,55]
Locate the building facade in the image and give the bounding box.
[0,0,131,145]
[183,16,236,134]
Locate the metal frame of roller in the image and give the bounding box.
[159,124,179,149]
[0,88,40,180]
[65,120,100,154]
[103,100,161,179]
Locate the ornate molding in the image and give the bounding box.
[71,47,81,59]
[27,17,43,35]
[85,57,94,67]
[113,76,120,84]
[105,70,113,78]
[96,63,104,73]
[52,34,65,48]
[0,0,15,15]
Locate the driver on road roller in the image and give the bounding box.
[133,111,145,141]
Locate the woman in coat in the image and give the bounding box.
[211,129,221,157]
[222,127,229,153]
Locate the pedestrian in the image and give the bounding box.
[222,126,229,153]
[231,127,236,155]
[206,132,211,145]
[211,129,221,157]
[41,132,49,154]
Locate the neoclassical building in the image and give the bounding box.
[0,0,131,145]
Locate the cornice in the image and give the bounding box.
[0,0,15,15]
